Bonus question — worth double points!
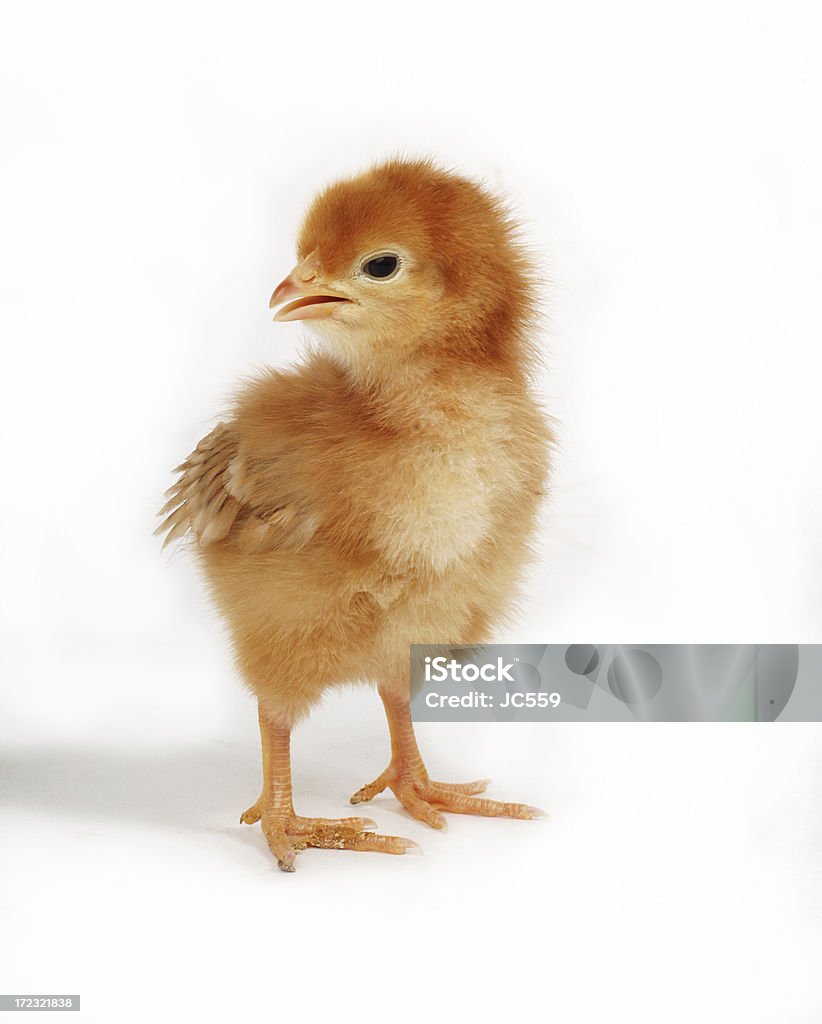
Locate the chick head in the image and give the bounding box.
[269,158,536,373]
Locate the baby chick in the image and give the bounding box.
[158,158,552,871]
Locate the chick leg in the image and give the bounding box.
[351,687,544,829]
[241,702,418,872]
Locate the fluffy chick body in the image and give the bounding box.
[193,351,547,725]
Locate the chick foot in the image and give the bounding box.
[351,766,542,829]
[241,706,419,871]
[254,810,419,872]
[353,687,546,829]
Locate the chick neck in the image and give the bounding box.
[337,350,503,434]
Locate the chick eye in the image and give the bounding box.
[361,254,400,280]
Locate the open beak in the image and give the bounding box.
[269,259,352,322]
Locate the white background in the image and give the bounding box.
[2,1,822,1021]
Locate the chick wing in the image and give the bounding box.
[156,422,317,553]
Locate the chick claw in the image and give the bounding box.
[242,807,419,872]
[351,768,545,830]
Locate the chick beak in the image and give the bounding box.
[269,257,351,322]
